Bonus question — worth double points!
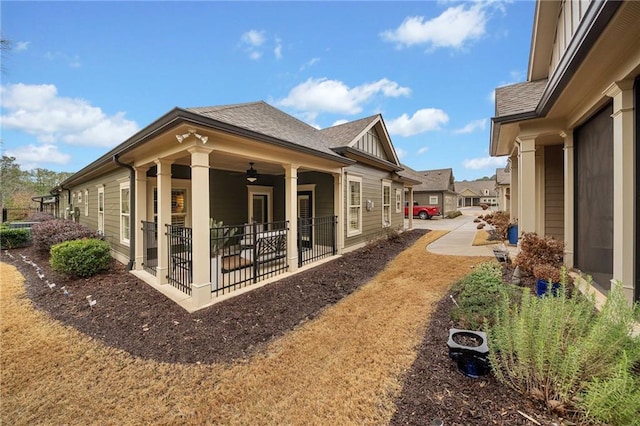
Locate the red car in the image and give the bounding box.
[404,201,440,220]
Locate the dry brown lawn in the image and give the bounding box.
[1,231,489,425]
[472,229,497,246]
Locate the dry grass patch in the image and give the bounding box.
[472,229,497,246]
[1,231,490,425]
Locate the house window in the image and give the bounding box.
[382,180,391,227]
[347,176,362,236]
[84,189,89,216]
[120,182,130,245]
[153,188,188,226]
[97,186,104,235]
[77,191,82,204]
[395,189,402,213]
[429,195,438,205]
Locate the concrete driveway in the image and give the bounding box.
[405,207,517,257]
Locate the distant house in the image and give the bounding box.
[454,180,497,207]
[400,166,457,215]
[495,167,510,212]
[489,0,639,304]
[49,101,416,310]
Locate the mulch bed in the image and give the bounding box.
[2,229,561,425]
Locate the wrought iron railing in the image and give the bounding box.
[141,220,158,276]
[166,224,192,295]
[298,215,337,267]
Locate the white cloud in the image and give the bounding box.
[15,41,30,52]
[249,51,262,60]
[380,3,490,50]
[300,57,320,71]
[386,108,449,137]
[462,156,507,170]
[0,83,139,148]
[278,77,410,116]
[453,118,487,134]
[417,146,429,154]
[5,144,71,170]
[395,147,407,159]
[331,119,349,126]
[44,51,82,68]
[241,30,266,47]
[274,38,282,59]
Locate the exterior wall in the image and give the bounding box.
[298,171,335,219]
[544,145,564,240]
[343,163,404,249]
[66,168,130,263]
[549,0,590,79]
[411,191,456,216]
[443,193,458,214]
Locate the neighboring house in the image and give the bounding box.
[454,180,498,207]
[489,0,639,304]
[49,101,415,310]
[400,166,457,215]
[495,167,511,212]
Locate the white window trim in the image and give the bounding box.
[84,189,89,216]
[347,175,362,237]
[120,181,130,246]
[97,185,105,235]
[429,195,438,205]
[381,180,391,227]
[395,188,402,213]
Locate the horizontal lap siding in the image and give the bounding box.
[344,164,404,248]
[545,145,564,240]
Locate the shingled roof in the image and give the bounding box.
[400,165,455,192]
[496,167,510,185]
[494,79,548,118]
[454,180,497,197]
[188,101,342,158]
[319,115,379,148]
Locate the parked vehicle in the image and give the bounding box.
[404,201,440,220]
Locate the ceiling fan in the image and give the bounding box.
[245,162,259,183]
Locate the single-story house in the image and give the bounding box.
[489,0,639,304]
[400,166,457,215]
[50,101,419,310]
[455,180,498,207]
[495,167,511,212]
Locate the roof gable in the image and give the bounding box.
[399,165,455,192]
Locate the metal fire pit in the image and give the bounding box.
[447,328,490,378]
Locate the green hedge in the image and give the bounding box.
[50,238,111,278]
[0,227,32,249]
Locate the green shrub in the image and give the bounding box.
[0,227,32,248]
[488,283,639,419]
[450,262,523,329]
[445,210,462,219]
[50,238,111,277]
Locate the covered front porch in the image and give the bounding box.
[121,124,350,310]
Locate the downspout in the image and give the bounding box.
[113,154,135,271]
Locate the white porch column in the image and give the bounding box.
[155,159,173,285]
[535,146,545,235]
[134,166,148,271]
[516,135,537,234]
[509,154,519,224]
[333,171,344,255]
[285,164,299,272]
[561,131,575,268]
[408,187,414,229]
[188,146,213,307]
[604,80,635,304]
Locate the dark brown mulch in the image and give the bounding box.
[2,229,561,425]
[390,293,562,426]
[1,229,427,365]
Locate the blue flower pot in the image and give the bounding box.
[536,278,561,297]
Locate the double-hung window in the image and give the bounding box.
[84,189,89,216]
[347,176,362,236]
[382,180,391,227]
[120,182,130,245]
[97,185,104,235]
[395,189,402,213]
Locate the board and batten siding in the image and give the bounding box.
[343,163,404,248]
[544,144,564,240]
[65,168,130,262]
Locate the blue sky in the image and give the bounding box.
[1,0,534,181]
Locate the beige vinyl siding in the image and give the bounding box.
[544,145,564,240]
[343,163,403,248]
[68,168,130,261]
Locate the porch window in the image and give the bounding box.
[347,176,362,236]
[153,188,188,226]
[84,189,89,216]
[97,185,104,235]
[120,182,130,246]
[395,189,402,213]
[382,180,391,227]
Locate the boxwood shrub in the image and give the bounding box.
[0,227,32,249]
[50,238,111,278]
[32,219,99,252]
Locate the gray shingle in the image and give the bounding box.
[400,165,454,192]
[496,167,510,185]
[319,115,379,148]
[494,79,548,117]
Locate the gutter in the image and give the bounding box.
[113,154,135,271]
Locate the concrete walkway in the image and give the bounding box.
[406,207,518,258]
